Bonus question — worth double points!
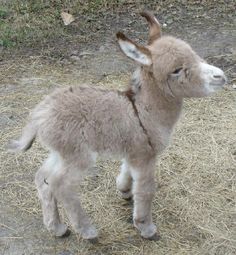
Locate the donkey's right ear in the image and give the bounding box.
[116,32,152,66]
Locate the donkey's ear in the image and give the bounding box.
[140,11,161,45]
[117,32,152,66]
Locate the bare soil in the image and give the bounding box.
[1,3,236,255]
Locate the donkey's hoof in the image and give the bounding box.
[60,229,71,238]
[145,233,161,241]
[81,225,98,240]
[120,190,132,200]
[52,223,69,237]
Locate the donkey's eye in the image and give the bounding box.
[172,67,183,74]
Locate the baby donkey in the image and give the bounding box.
[9,12,226,241]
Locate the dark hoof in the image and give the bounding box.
[120,190,133,201]
[121,199,133,208]
[123,196,132,201]
[60,229,71,238]
[145,233,161,241]
[87,237,99,244]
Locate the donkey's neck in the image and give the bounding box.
[133,67,183,129]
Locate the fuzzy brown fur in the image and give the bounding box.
[8,11,226,241]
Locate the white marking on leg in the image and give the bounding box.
[116,159,132,191]
[44,151,62,174]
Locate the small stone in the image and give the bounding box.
[58,250,73,255]
[79,51,94,57]
[99,45,105,52]
[71,50,79,55]
[70,55,80,61]
[232,84,236,89]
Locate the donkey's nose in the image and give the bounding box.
[201,62,227,86]
[200,62,227,88]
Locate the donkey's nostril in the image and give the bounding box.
[212,74,227,85]
[213,75,222,79]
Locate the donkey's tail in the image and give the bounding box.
[8,122,37,152]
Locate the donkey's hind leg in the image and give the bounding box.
[50,152,98,240]
[116,159,133,200]
[35,152,68,237]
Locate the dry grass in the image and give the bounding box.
[1,2,235,254]
[1,56,235,255]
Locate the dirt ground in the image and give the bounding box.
[1,2,236,255]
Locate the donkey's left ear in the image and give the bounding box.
[117,32,152,66]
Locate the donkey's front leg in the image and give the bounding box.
[130,158,159,240]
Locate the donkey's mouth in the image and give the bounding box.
[209,83,224,90]
[210,85,224,91]
[211,78,227,86]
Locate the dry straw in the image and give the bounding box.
[1,58,235,255]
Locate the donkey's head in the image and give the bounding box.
[117,11,226,98]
